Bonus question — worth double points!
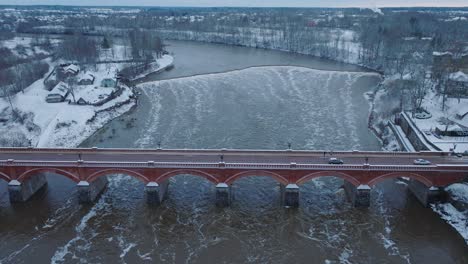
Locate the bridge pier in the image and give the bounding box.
[145,180,169,206]
[216,183,231,207]
[281,184,299,208]
[77,177,108,204]
[344,182,370,207]
[408,180,443,207]
[8,173,48,202]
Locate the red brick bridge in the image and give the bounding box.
[1,148,467,207]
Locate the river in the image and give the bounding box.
[0,40,467,263]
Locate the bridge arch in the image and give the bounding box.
[367,172,432,187]
[226,170,289,185]
[156,169,219,184]
[87,169,150,184]
[17,168,80,183]
[0,171,11,182]
[296,171,361,187]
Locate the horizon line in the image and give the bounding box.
[0,4,467,9]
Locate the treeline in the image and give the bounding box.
[15,7,466,73]
[0,61,49,95]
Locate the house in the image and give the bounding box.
[448,71,468,96]
[57,64,80,80]
[63,64,80,75]
[101,78,117,88]
[76,98,88,105]
[46,82,69,103]
[78,73,95,85]
[435,124,468,137]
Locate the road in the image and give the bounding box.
[0,148,466,166]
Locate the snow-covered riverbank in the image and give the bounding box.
[130,54,174,81]
[432,183,468,245]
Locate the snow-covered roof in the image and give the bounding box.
[433,51,453,57]
[49,82,69,97]
[63,64,80,74]
[435,124,464,132]
[449,71,468,82]
[79,72,95,82]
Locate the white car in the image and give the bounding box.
[413,159,431,165]
[328,158,344,164]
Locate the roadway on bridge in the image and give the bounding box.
[0,149,466,166]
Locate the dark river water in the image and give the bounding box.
[1,40,467,263]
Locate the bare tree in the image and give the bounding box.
[67,76,78,103]
[409,68,430,111]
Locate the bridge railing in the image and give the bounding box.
[0,147,450,157]
[1,160,466,172]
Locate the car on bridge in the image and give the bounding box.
[413,159,431,165]
[328,158,344,164]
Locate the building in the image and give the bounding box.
[46,82,69,103]
[63,64,80,76]
[76,98,88,105]
[78,73,95,85]
[446,71,468,97]
[435,124,468,137]
[57,64,80,80]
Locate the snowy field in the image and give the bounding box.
[0,36,59,58]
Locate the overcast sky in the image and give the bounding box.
[1,0,467,8]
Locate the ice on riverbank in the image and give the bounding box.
[431,183,468,246]
[432,202,468,245]
[446,183,468,204]
[130,55,174,81]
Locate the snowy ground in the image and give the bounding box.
[0,36,59,58]
[129,55,174,81]
[99,45,133,62]
[410,92,468,152]
[72,64,122,104]
[0,61,135,148]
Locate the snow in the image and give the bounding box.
[369,7,384,15]
[129,55,174,81]
[408,91,468,153]
[78,72,95,82]
[444,17,467,22]
[1,37,33,50]
[0,61,135,148]
[99,45,133,61]
[446,183,468,204]
[388,121,417,151]
[49,82,69,97]
[433,51,453,56]
[73,86,116,104]
[0,36,57,58]
[401,112,439,151]
[432,203,468,245]
[63,64,79,74]
[449,71,468,82]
